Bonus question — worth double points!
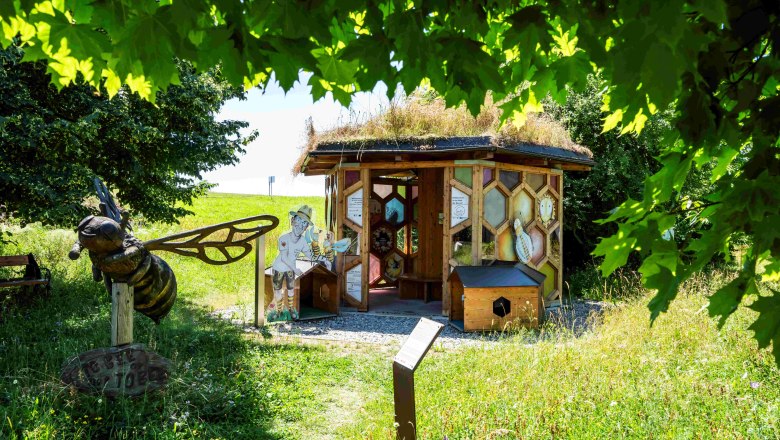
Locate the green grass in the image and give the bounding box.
[0,193,393,439]
[347,272,780,438]
[2,192,779,439]
[135,193,326,310]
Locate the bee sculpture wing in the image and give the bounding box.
[93,178,123,223]
[143,215,279,265]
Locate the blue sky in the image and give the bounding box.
[203,73,388,196]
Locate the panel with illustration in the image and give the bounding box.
[368,179,415,288]
[485,167,563,302]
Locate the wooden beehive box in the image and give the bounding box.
[264,260,339,320]
[448,263,544,331]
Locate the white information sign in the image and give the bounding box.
[347,188,363,226]
[345,264,362,302]
[451,187,469,227]
[394,318,445,371]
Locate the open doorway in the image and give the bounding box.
[365,168,444,315]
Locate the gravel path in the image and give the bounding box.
[212,299,609,348]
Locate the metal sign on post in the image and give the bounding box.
[268,176,275,196]
[393,318,445,440]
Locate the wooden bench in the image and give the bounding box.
[398,274,440,303]
[0,254,51,294]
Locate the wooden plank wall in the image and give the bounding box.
[463,286,542,331]
[416,169,444,300]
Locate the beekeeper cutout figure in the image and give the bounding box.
[267,205,314,321]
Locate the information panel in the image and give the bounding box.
[347,188,363,226]
[451,187,469,227]
[394,318,445,371]
[345,264,362,302]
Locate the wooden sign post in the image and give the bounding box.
[111,282,133,346]
[393,318,445,440]
[254,234,267,327]
[61,281,171,397]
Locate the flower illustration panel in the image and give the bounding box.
[371,225,394,255]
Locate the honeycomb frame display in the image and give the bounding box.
[297,134,594,323]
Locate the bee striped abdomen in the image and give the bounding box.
[133,255,177,323]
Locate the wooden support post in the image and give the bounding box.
[111,282,133,346]
[393,363,417,439]
[254,234,267,327]
[442,167,452,316]
[392,318,445,440]
[472,166,483,265]
[359,168,370,311]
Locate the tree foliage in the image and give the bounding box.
[546,77,669,268]
[0,43,255,226]
[1,1,779,362]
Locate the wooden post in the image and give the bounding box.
[472,166,483,265]
[359,168,370,311]
[254,234,266,327]
[111,282,133,346]
[441,167,452,316]
[393,363,417,439]
[392,318,445,440]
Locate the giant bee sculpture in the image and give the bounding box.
[69,179,278,323]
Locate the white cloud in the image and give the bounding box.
[203,74,389,197]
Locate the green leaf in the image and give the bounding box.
[748,290,780,361]
[710,147,739,182]
[34,9,111,86]
[646,266,679,322]
[690,0,728,25]
[641,42,680,109]
[0,1,16,22]
[602,108,623,132]
[592,223,638,277]
[315,51,359,85]
[708,273,757,328]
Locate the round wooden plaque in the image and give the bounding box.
[61,344,171,398]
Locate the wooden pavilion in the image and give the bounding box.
[295,106,594,326]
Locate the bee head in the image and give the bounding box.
[76,215,126,254]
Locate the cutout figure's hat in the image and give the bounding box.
[289,205,313,223]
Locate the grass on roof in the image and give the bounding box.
[294,92,591,174]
